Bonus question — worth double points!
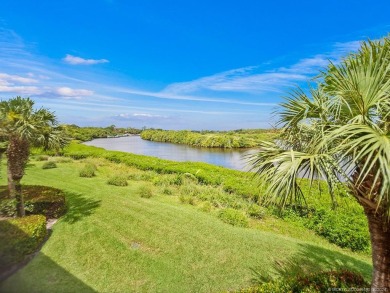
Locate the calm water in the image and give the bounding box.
[84,136,257,171]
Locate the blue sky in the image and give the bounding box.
[0,1,389,130]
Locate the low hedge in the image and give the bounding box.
[0,215,47,269]
[0,185,66,219]
[237,270,369,292]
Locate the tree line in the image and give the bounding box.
[140,129,277,148]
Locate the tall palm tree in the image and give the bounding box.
[250,36,390,289]
[0,97,68,217]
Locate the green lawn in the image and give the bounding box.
[0,158,372,292]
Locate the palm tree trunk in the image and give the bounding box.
[364,207,390,289]
[7,135,29,217]
[14,179,25,217]
[7,162,15,198]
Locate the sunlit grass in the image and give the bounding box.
[0,157,372,292]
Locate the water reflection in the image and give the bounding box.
[84,136,257,171]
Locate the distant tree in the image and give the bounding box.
[0,97,68,217]
[250,37,390,289]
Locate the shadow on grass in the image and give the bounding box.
[0,220,96,292]
[0,252,97,292]
[62,191,101,224]
[251,242,372,284]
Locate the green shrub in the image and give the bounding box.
[182,172,198,183]
[0,199,17,217]
[218,208,249,228]
[137,185,153,198]
[179,194,196,205]
[128,171,157,182]
[54,157,73,163]
[79,163,97,178]
[237,270,369,292]
[0,215,47,269]
[107,175,128,186]
[161,187,173,195]
[201,201,212,212]
[304,208,370,252]
[247,204,267,219]
[173,174,183,185]
[0,185,66,219]
[36,155,49,161]
[42,161,57,169]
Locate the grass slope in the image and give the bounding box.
[0,158,371,292]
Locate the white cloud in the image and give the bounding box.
[56,87,93,97]
[0,72,38,84]
[115,113,169,120]
[0,85,42,94]
[133,113,167,118]
[63,54,109,65]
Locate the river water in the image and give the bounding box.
[84,136,257,171]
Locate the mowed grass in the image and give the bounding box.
[0,158,372,292]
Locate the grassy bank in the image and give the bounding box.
[60,142,371,252]
[0,153,371,292]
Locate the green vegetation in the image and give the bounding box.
[79,162,97,178]
[137,184,153,198]
[62,142,370,252]
[0,185,66,219]
[41,161,57,169]
[0,155,372,292]
[141,128,277,148]
[63,124,141,142]
[250,36,390,288]
[106,175,128,186]
[0,96,67,217]
[0,215,47,270]
[238,270,369,292]
[218,208,249,227]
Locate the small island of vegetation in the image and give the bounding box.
[140,128,278,148]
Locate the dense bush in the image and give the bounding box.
[107,175,128,186]
[137,185,153,198]
[42,161,57,169]
[0,199,17,217]
[247,204,267,219]
[304,208,370,252]
[0,215,47,269]
[218,208,249,228]
[79,163,97,178]
[237,270,369,292]
[0,185,66,218]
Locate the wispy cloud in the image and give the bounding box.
[56,87,93,97]
[63,54,109,65]
[0,72,38,84]
[163,41,361,96]
[0,85,42,94]
[0,72,42,94]
[115,113,170,120]
[115,87,277,106]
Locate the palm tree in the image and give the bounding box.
[250,36,390,289]
[0,97,68,217]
